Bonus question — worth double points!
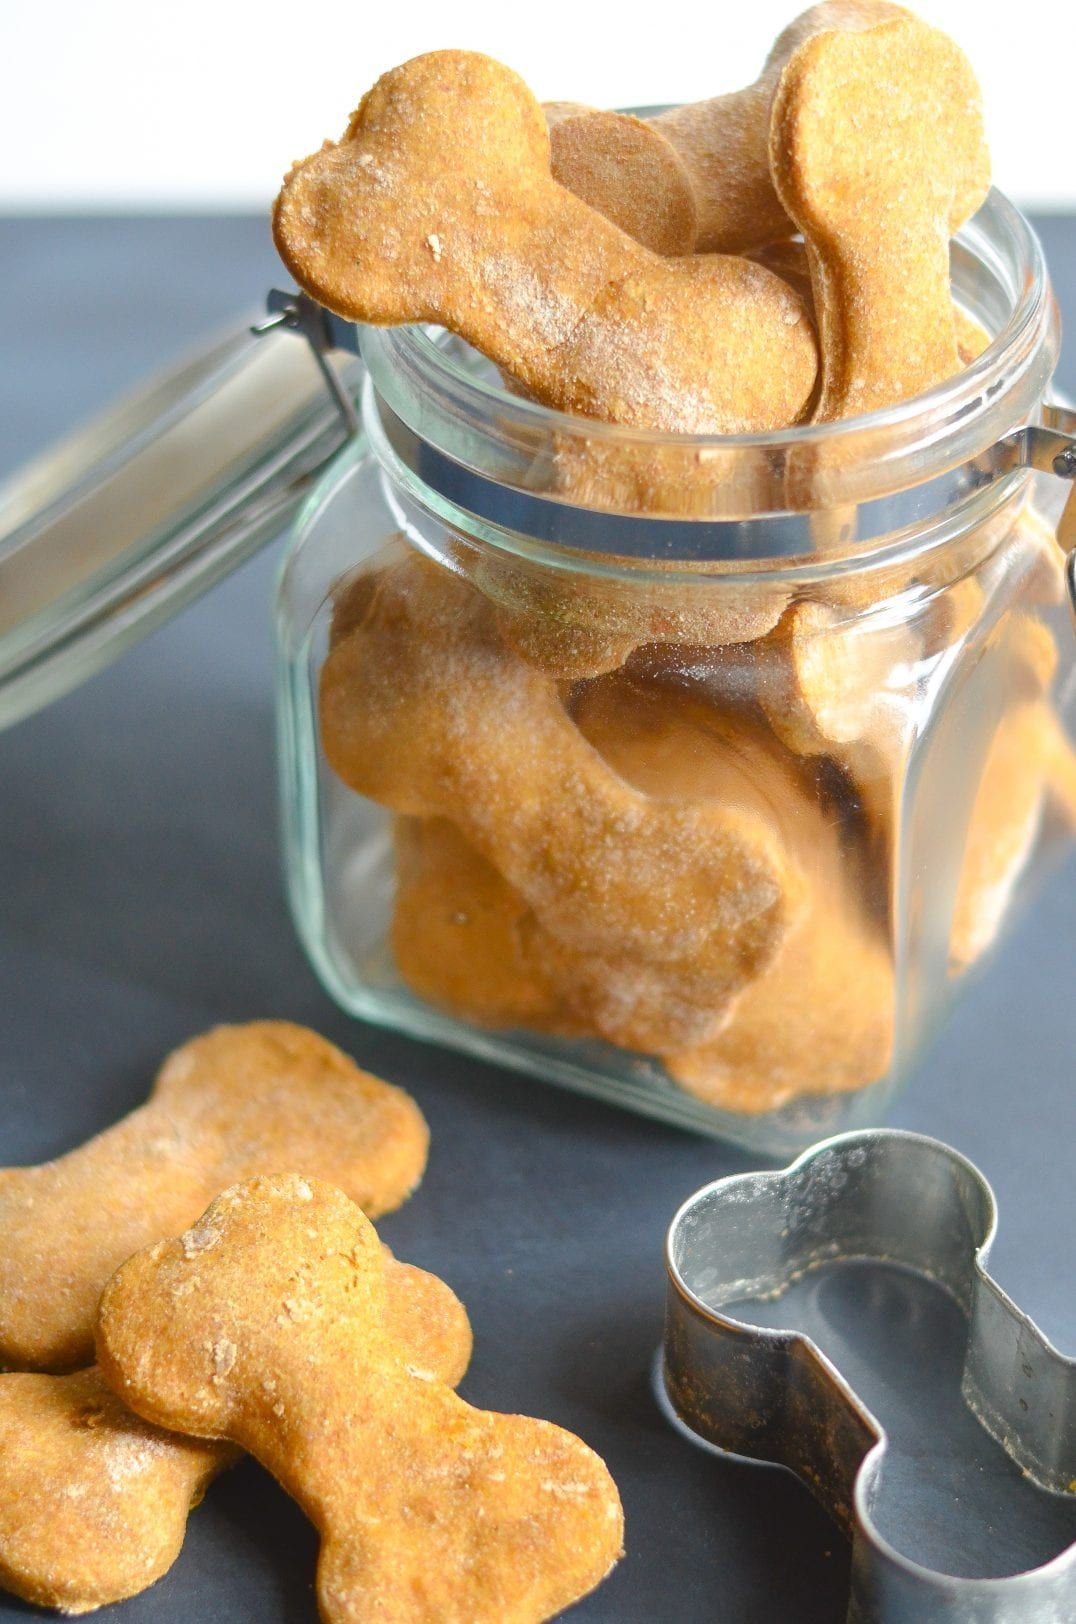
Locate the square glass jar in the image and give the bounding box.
[274,191,1076,1157]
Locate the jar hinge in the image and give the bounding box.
[1031,404,1076,624]
[252,290,362,437]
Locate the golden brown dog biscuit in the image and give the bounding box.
[770,14,990,420]
[654,1,906,252]
[97,1176,624,1623]
[546,104,697,256]
[0,1021,428,1372]
[321,553,800,1017]
[752,598,919,867]
[0,1257,469,1615]
[0,1367,229,1616]
[273,50,817,434]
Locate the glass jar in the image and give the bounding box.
[274,189,1076,1157]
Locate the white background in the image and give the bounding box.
[0,0,1071,211]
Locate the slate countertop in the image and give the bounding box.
[0,215,1074,1622]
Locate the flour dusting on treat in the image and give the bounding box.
[0,1021,428,1371]
[273,49,818,433]
[0,1255,469,1614]
[97,1176,624,1623]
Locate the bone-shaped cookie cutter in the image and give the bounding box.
[661,1130,1076,1622]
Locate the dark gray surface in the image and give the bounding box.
[0,216,1074,1622]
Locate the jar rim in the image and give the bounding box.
[360,189,1059,556]
[370,189,1047,452]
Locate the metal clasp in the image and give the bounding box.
[252,290,362,438]
[1023,404,1076,623]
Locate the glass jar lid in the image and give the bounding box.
[0,298,362,732]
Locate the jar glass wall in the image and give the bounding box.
[275,191,1076,1156]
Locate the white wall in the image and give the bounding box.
[0,0,1070,211]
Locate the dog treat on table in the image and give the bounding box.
[0,1256,469,1616]
[97,1175,624,1624]
[770,13,990,419]
[0,1021,428,1371]
[0,1366,230,1616]
[273,50,818,434]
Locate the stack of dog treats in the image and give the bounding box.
[274,3,1076,1116]
[0,1023,623,1617]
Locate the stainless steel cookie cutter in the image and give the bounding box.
[661,1129,1076,1622]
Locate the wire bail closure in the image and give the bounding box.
[252,290,362,437]
[256,288,1076,617]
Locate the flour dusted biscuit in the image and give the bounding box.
[535,673,879,1060]
[97,1176,624,1623]
[273,50,817,434]
[0,1255,469,1615]
[770,14,990,420]
[752,598,919,867]
[0,1022,428,1371]
[0,1367,229,1616]
[321,552,800,1019]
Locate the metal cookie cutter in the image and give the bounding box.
[661,1130,1076,1622]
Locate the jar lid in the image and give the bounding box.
[0,295,362,732]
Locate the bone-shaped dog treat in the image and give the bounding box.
[320,552,800,1005]
[97,1176,624,1624]
[545,2,903,256]
[0,1366,229,1615]
[662,878,894,1114]
[770,14,991,420]
[546,103,698,256]
[0,1259,470,1615]
[0,1021,428,1372]
[652,726,894,1110]
[273,50,817,434]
